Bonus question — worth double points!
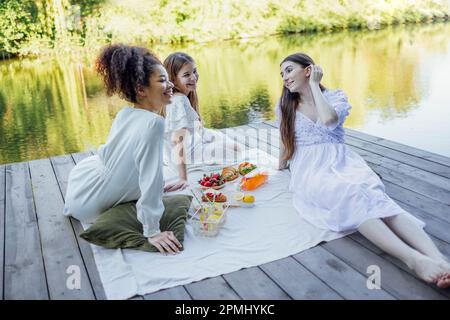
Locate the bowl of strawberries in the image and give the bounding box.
[198,172,226,190]
[201,191,227,203]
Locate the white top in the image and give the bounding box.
[163,95,204,171]
[63,107,165,238]
[275,89,351,146]
[163,94,242,175]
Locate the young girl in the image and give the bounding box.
[63,44,182,255]
[162,52,241,192]
[277,52,450,288]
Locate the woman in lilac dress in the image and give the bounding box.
[276,52,450,288]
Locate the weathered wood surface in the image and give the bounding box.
[1,123,449,300]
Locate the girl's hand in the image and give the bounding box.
[164,179,188,192]
[278,160,288,170]
[148,231,182,255]
[308,64,323,86]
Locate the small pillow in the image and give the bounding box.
[79,195,192,252]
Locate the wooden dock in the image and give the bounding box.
[1,121,450,300]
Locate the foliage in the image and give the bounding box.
[0,0,449,57]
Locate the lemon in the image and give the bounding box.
[242,194,255,203]
[207,214,221,222]
[233,192,244,201]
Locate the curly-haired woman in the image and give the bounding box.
[63,44,182,255]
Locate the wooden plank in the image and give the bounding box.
[349,229,450,299]
[220,127,259,150]
[380,253,450,299]
[50,154,107,300]
[348,232,384,255]
[0,165,5,299]
[379,236,450,300]
[222,267,291,300]
[345,135,450,180]
[29,158,95,299]
[4,162,49,299]
[383,181,450,225]
[344,145,450,206]
[144,286,192,300]
[350,230,450,260]
[345,137,450,191]
[345,128,450,168]
[365,161,450,206]
[293,246,395,299]
[393,198,450,244]
[72,151,93,164]
[322,237,447,299]
[259,257,342,299]
[184,276,241,300]
[247,123,280,147]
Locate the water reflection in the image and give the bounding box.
[1,22,449,164]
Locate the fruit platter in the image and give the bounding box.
[202,191,227,203]
[198,172,226,190]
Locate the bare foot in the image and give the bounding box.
[410,255,449,284]
[435,261,450,289]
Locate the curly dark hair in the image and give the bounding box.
[95,44,162,103]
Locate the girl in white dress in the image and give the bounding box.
[277,52,450,288]
[162,52,242,192]
[63,44,182,255]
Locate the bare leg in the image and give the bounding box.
[383,214,448,263]
[358,218,450,286]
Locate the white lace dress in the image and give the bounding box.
[276,89,411,232]
[164,95,241,175]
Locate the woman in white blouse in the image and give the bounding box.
[63,44,182,255]
[162,52,241,192]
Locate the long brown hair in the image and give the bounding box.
[279,53,326,161]
[163,52,200,117]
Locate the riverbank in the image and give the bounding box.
[0,0,449,58]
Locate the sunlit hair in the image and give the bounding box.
[95,44,162,103]
[279,52,326,161]
[163,52,200,118]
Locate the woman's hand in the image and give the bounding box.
[164,179,189,192]
[278,160,288,170]
[148,231,182,255]
[308,64,323,86]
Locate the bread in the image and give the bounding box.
[221,167,239,181]
[238,162,257,176]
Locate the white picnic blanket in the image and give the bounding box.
[84,148,421,299]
